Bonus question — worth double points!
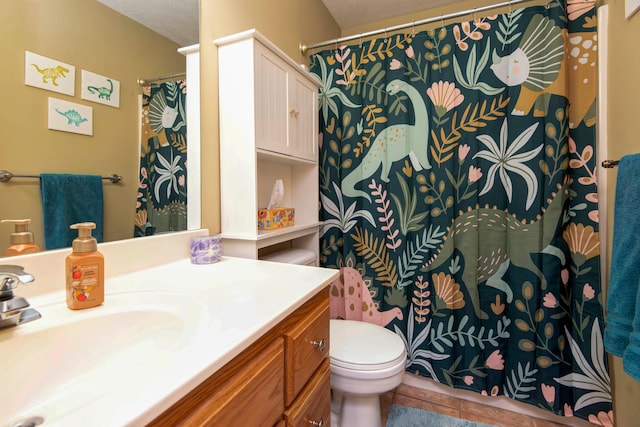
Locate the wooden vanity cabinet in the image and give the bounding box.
[148,288,330,427]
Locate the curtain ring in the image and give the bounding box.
[359,34,363,48]
[441,14,445,30]
[545,0,550,8]
[334,39,339,54]
[412,20,416,37]
[508,0,513,17]
[384,27,388,42]
[473,7,477,21]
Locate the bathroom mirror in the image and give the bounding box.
[1,0,200,255]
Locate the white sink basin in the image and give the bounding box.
[0,291,212,426]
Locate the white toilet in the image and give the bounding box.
[330,319,406,427]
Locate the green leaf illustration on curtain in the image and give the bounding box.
[313,3,611,423]
[134,81,187,237]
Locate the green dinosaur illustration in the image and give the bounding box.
[56,109,88,126]
[421,178,571,319]
[32,64,70,86]
[341,79,431,202]
[87,79,114,100]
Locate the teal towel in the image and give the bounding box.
[605,154,640,357]
[623,276,640,381]
[40,174,104,250]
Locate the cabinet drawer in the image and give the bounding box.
[285,302,329,405]
[181,338,285,426]
[284,358,330,427]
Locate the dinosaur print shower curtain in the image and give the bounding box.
[310,2,612,423]
[134,81,188,237]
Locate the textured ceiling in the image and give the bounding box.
[321,0,465,29]
[95,0,458,47]
[96,0,199,46]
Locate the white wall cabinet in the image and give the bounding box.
[255,44,318,162]
[216,29,321,262]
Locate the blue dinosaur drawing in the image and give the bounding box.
[56,109,88,126]
[341,79,431,202]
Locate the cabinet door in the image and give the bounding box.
[288,73,318,162]
[255,45,289,155]
[284,303,329,405]
[284,359,331,427]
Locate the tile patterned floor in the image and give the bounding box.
[381,384,594,427]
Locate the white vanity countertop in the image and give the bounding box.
[1,255,339,427]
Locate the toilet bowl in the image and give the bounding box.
[330,319,406,427]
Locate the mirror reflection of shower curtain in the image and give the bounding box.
[134,80,187,237]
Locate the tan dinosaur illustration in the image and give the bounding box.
[490,14,597,128]
[31,64,70,86]
[330,266,403,326]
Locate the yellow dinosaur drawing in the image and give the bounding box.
[31,64,70,86]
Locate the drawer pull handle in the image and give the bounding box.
[309,417,325,427]
[312,338,326,352]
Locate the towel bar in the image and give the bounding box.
[601,160,620,168]
[0,170,122,183]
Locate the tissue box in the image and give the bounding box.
[258,208,295,230]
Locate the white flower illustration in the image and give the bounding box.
[473,119,542,210]
[154,152,183,202]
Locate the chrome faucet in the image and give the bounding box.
[0,265,41,329]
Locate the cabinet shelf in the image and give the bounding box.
[257,148,316,166]
[222,222,321,248]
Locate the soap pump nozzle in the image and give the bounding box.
[70,222,98,253]
[1,219,35,245]
[1,219,40,256]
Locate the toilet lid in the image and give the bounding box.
[330,319,406,371]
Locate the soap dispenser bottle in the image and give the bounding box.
[1,219,40,256]
[66,222,104,310]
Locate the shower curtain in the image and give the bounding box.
[134,80,187,237]
[310,1,611,423]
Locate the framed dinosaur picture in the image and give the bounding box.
[25,51,75,96]
[81,70,120,108]
[627,0,640,19]
[47,97,93,136]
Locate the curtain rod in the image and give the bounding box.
[0,170,123,183]
[137,72,186,86]
[301,0,576,55]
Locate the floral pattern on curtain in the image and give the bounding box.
[134,80,187,237]
[310,2,611,423]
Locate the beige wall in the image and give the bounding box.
[1,0,185,250]
[340,0,520,37]
[199,0,341,235]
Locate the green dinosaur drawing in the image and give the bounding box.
[341,79,431,202]
[421,178,571,319]
[32,64,70,86]
[87,79,114,100]
[56,109,88,126]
